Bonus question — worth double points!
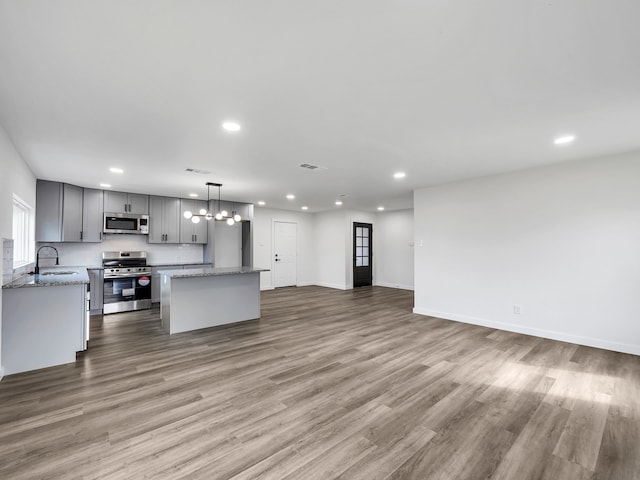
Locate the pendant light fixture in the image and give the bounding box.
[183,182,241,224]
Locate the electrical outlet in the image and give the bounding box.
[513,304,521,315]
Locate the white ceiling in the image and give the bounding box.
[1,1,639,212]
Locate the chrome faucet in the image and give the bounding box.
[35,245,59,274]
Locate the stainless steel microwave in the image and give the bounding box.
[103,213,149,234]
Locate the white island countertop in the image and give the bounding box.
[157,266,268,279]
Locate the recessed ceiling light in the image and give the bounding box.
[286,194,295,200]
[222,121,241,132]
[554,135,576,145]
[393,172,406,179]
[301,206,309,210]
[100,183,111,188]
[257,201,266,206]
[377,206,385,211]
[335,200,343,206]
[109,167,124,174]
[188,193,198,197]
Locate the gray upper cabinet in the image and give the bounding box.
[36,180,63,242]
[36,180,103,243]
[149,196,181,243]
[82,188,103,242]
[217,201,250,222]
[61,183,83,242]
[128,193,149,214]
[104,191,149,214]
[179,199,208,244]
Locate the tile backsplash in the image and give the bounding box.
[37,234,204,267]
[2,238,14,285]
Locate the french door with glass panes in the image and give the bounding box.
[353,222,372,287]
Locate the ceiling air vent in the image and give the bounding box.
[299,163,327,170]
[185,168,212,175]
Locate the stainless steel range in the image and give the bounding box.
[102,251,152,314]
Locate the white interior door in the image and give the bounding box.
[274,221,297,287]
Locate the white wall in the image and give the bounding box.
[414,150,640,355]
[252,207,315,290]
[375,209,414,290]
[0,124,36,377]
[253,208,410,291]
[314,210,349,289]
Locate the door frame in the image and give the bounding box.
[272,220,298,288]
[353,222,373,288]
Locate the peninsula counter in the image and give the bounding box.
[158,266,268,334]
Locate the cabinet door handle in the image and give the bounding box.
[194,234,197,242]
[80,231,83,240]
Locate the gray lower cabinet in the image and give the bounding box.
[2,283,86,375]
[88,269,104,314]
[36,180,103,243]
[179,199,208,244]
[152,265,182,303]
[149,196,181,243]
[104,191,148,214]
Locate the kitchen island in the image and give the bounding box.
[2,267,89,375]
[159,266,268,334]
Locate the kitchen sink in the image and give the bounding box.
[39,271,77,276]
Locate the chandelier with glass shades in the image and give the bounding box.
[183,182,242,225]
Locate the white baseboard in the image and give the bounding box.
[315,282,349,290]
[260,286,275,291]
[0,366,4,382]
[296,282,314,287]
[375,282,414,291]
[413,307,640,356]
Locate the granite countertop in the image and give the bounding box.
[149,262,213,267]
[157,266,268,279]
[3,267,90,289]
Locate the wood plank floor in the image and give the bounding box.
[1,286,639,479]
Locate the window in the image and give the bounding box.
[12,194,34,267]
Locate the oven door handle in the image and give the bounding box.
[104,272,152,279]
